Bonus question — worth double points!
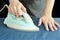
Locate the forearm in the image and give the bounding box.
[44,0,55,17]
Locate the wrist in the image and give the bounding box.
[43,10,52,17]
[43,13,52,17]
[9,0,19,4]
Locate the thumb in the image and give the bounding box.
[38,18,42,26]
[21,6,27,13]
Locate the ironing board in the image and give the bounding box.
[0,18,60,40]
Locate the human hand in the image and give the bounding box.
[8,0,26,17]
[38,15,60,31]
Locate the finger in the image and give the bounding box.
[8,6,11,13]
[48,22,54,31]
[21,6,26,13]
[38,18,42,26]
[11,7,16,16]
[54,21,60,27]
[43,21,49,31]
[9,7,15,15]
[8,5,12,13]
[13,6,18,17]
[17,5,22,16]
[51,22,57,30]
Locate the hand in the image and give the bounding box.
[8,1,26,17]
[38,15,60,31]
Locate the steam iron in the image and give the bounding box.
[3,11,39,31]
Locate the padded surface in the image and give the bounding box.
[0,18,60,40]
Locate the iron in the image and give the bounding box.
[0,4,39,31]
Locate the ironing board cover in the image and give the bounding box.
[0,18,60,40]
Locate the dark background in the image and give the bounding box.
[0,0,60,18]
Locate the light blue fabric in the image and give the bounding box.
[0,18,60,40]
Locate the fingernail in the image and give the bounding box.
[58,24,60,27]
[52,30,54,31]
[38,24,40,26]
[58,25,60,27]
[47,29,49,31]
[55,28,57,30]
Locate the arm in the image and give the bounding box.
[44,0,55,17]
[38,0,60,31]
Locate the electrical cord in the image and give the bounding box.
[0,4,8,12]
